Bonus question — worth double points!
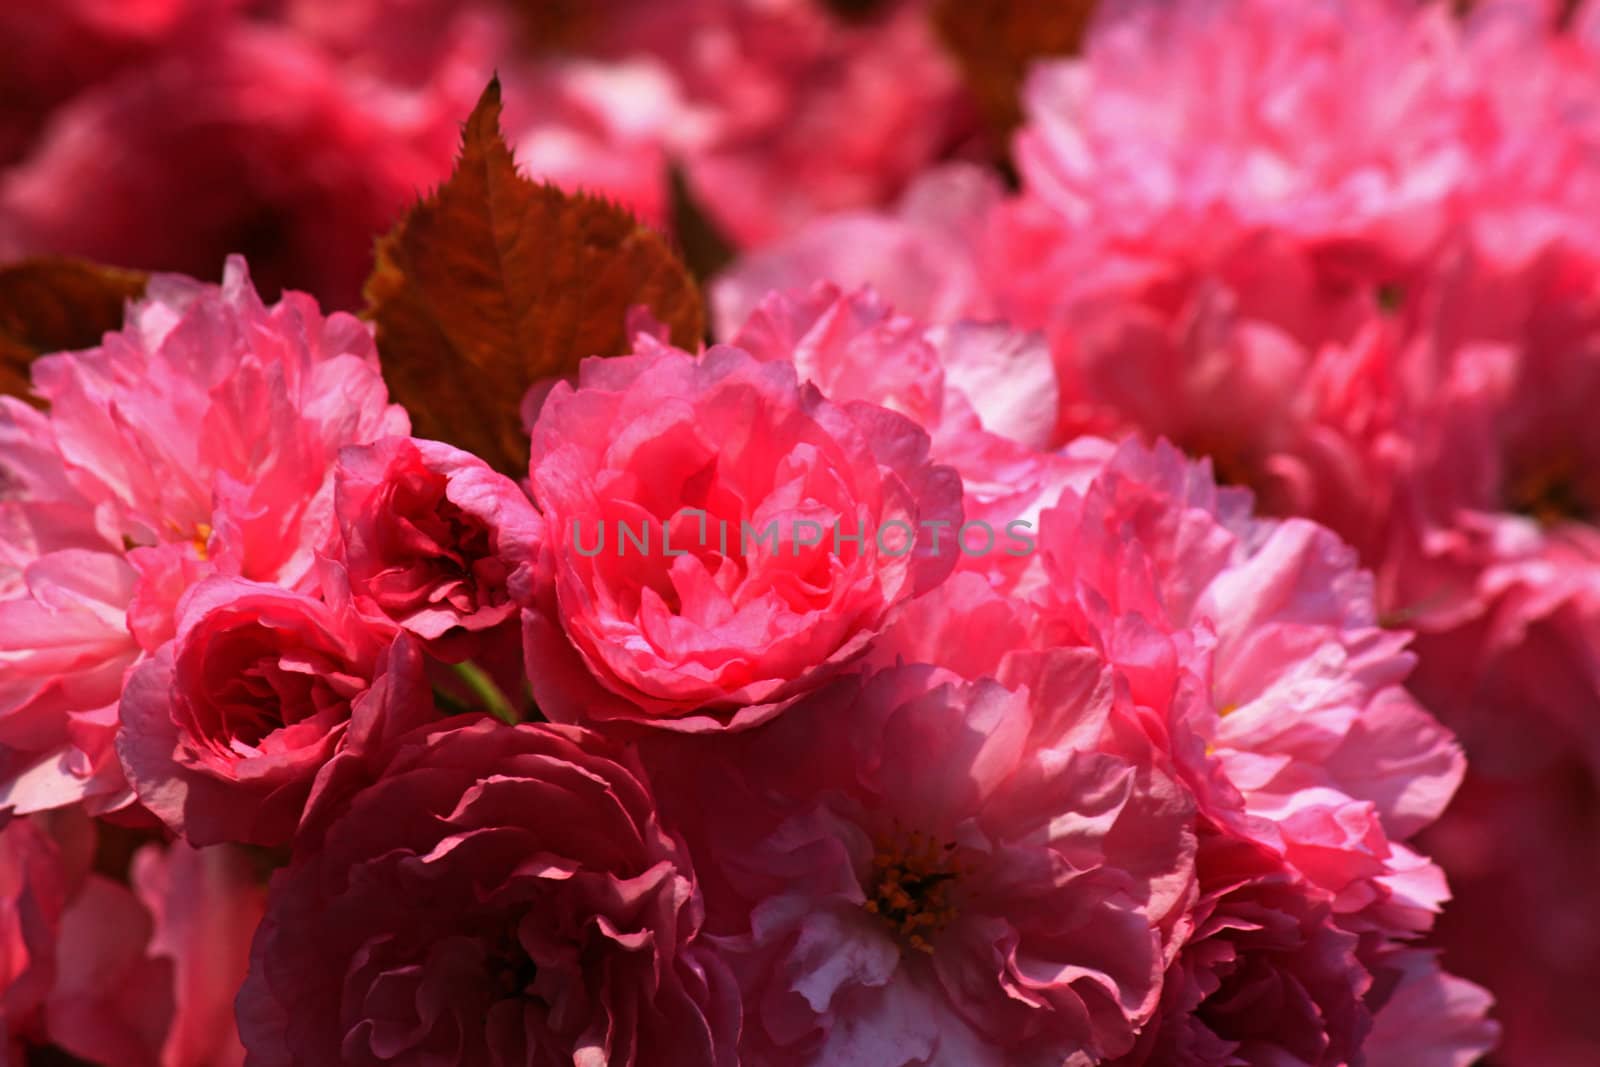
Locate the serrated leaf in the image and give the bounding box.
[0,257,147,401]
[933,0,1098,137]
[364,78,705,475]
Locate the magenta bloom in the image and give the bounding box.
[649,657,1195,1066]
[0,24,468,308]
[0,258,404,818]
[1381,238,1600,1064]
[117,577,434,846]
[522,342,961,732]
[237,717,739,1067]
[0,814,264,1066]
[1011,0,1472,278]
[334,436,542,661]
[857,435,1494,1063]
[1113,833,1372,1067]
[1029,440,1465,931]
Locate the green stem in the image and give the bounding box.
[451,661,520,725]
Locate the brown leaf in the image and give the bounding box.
[932,0,1098,138]
[0,257,147,401]
[364,78,705,475]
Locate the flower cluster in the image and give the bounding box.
[0,252,1491,1063]
[0,0,972,308]
[718,0,1600,1061]
[11,0,1600,1063]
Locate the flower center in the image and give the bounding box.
[863,826,963,954]
[485,928,539,999]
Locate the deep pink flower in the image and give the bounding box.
[0,258,406,818]
[117,576,434,846]
[0,814,263,1066]
[521,342,962,732]
[1012,0,1473,280]
[620,0,973,248]
[1029,440,1465,932]
[0,0,223,167]
[237,716,739,1067]
[647,657,1195,1066]
[334,436,543,661]
[1111,833,1373,1067]
[0,26,468,308]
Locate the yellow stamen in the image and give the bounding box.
[863,823,963,953]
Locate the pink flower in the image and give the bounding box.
[1029,440,1465,932]
[236,716,740,1067]
[1364,237,1600,1060]
[0,258,406,818]
[0,814,264,1066]
[1111,833,1372,1067]
[22,256,406,631]
[1012,0,1472,280]
[0,551,140,816]
[116,576,434,846]
[334,436,543,661]
[0,26,468,309]
[521,342,962,732]
[0,0,223,166]
[610,0,973,248]
[647,656,1195,1066]
[867,436,1491,1060]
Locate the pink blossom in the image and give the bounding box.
[334,436,542,661]
[0,26,469,308]
[0,258,405,817]
[237,716,739,1067]
[0,551,140,816]
[1111,833,1372,1067]
[0,814,263,1066]
[521,343,962,732]
[0,0,224,167]
[1013,0,1473,280]
[648,657,1195,1066]
[864,436,1492,1060]
[116,576,434,846]
[21,257,405,615]
[638,0,973,247]
[131,839,267,1067]
[1029,440,1465,930]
